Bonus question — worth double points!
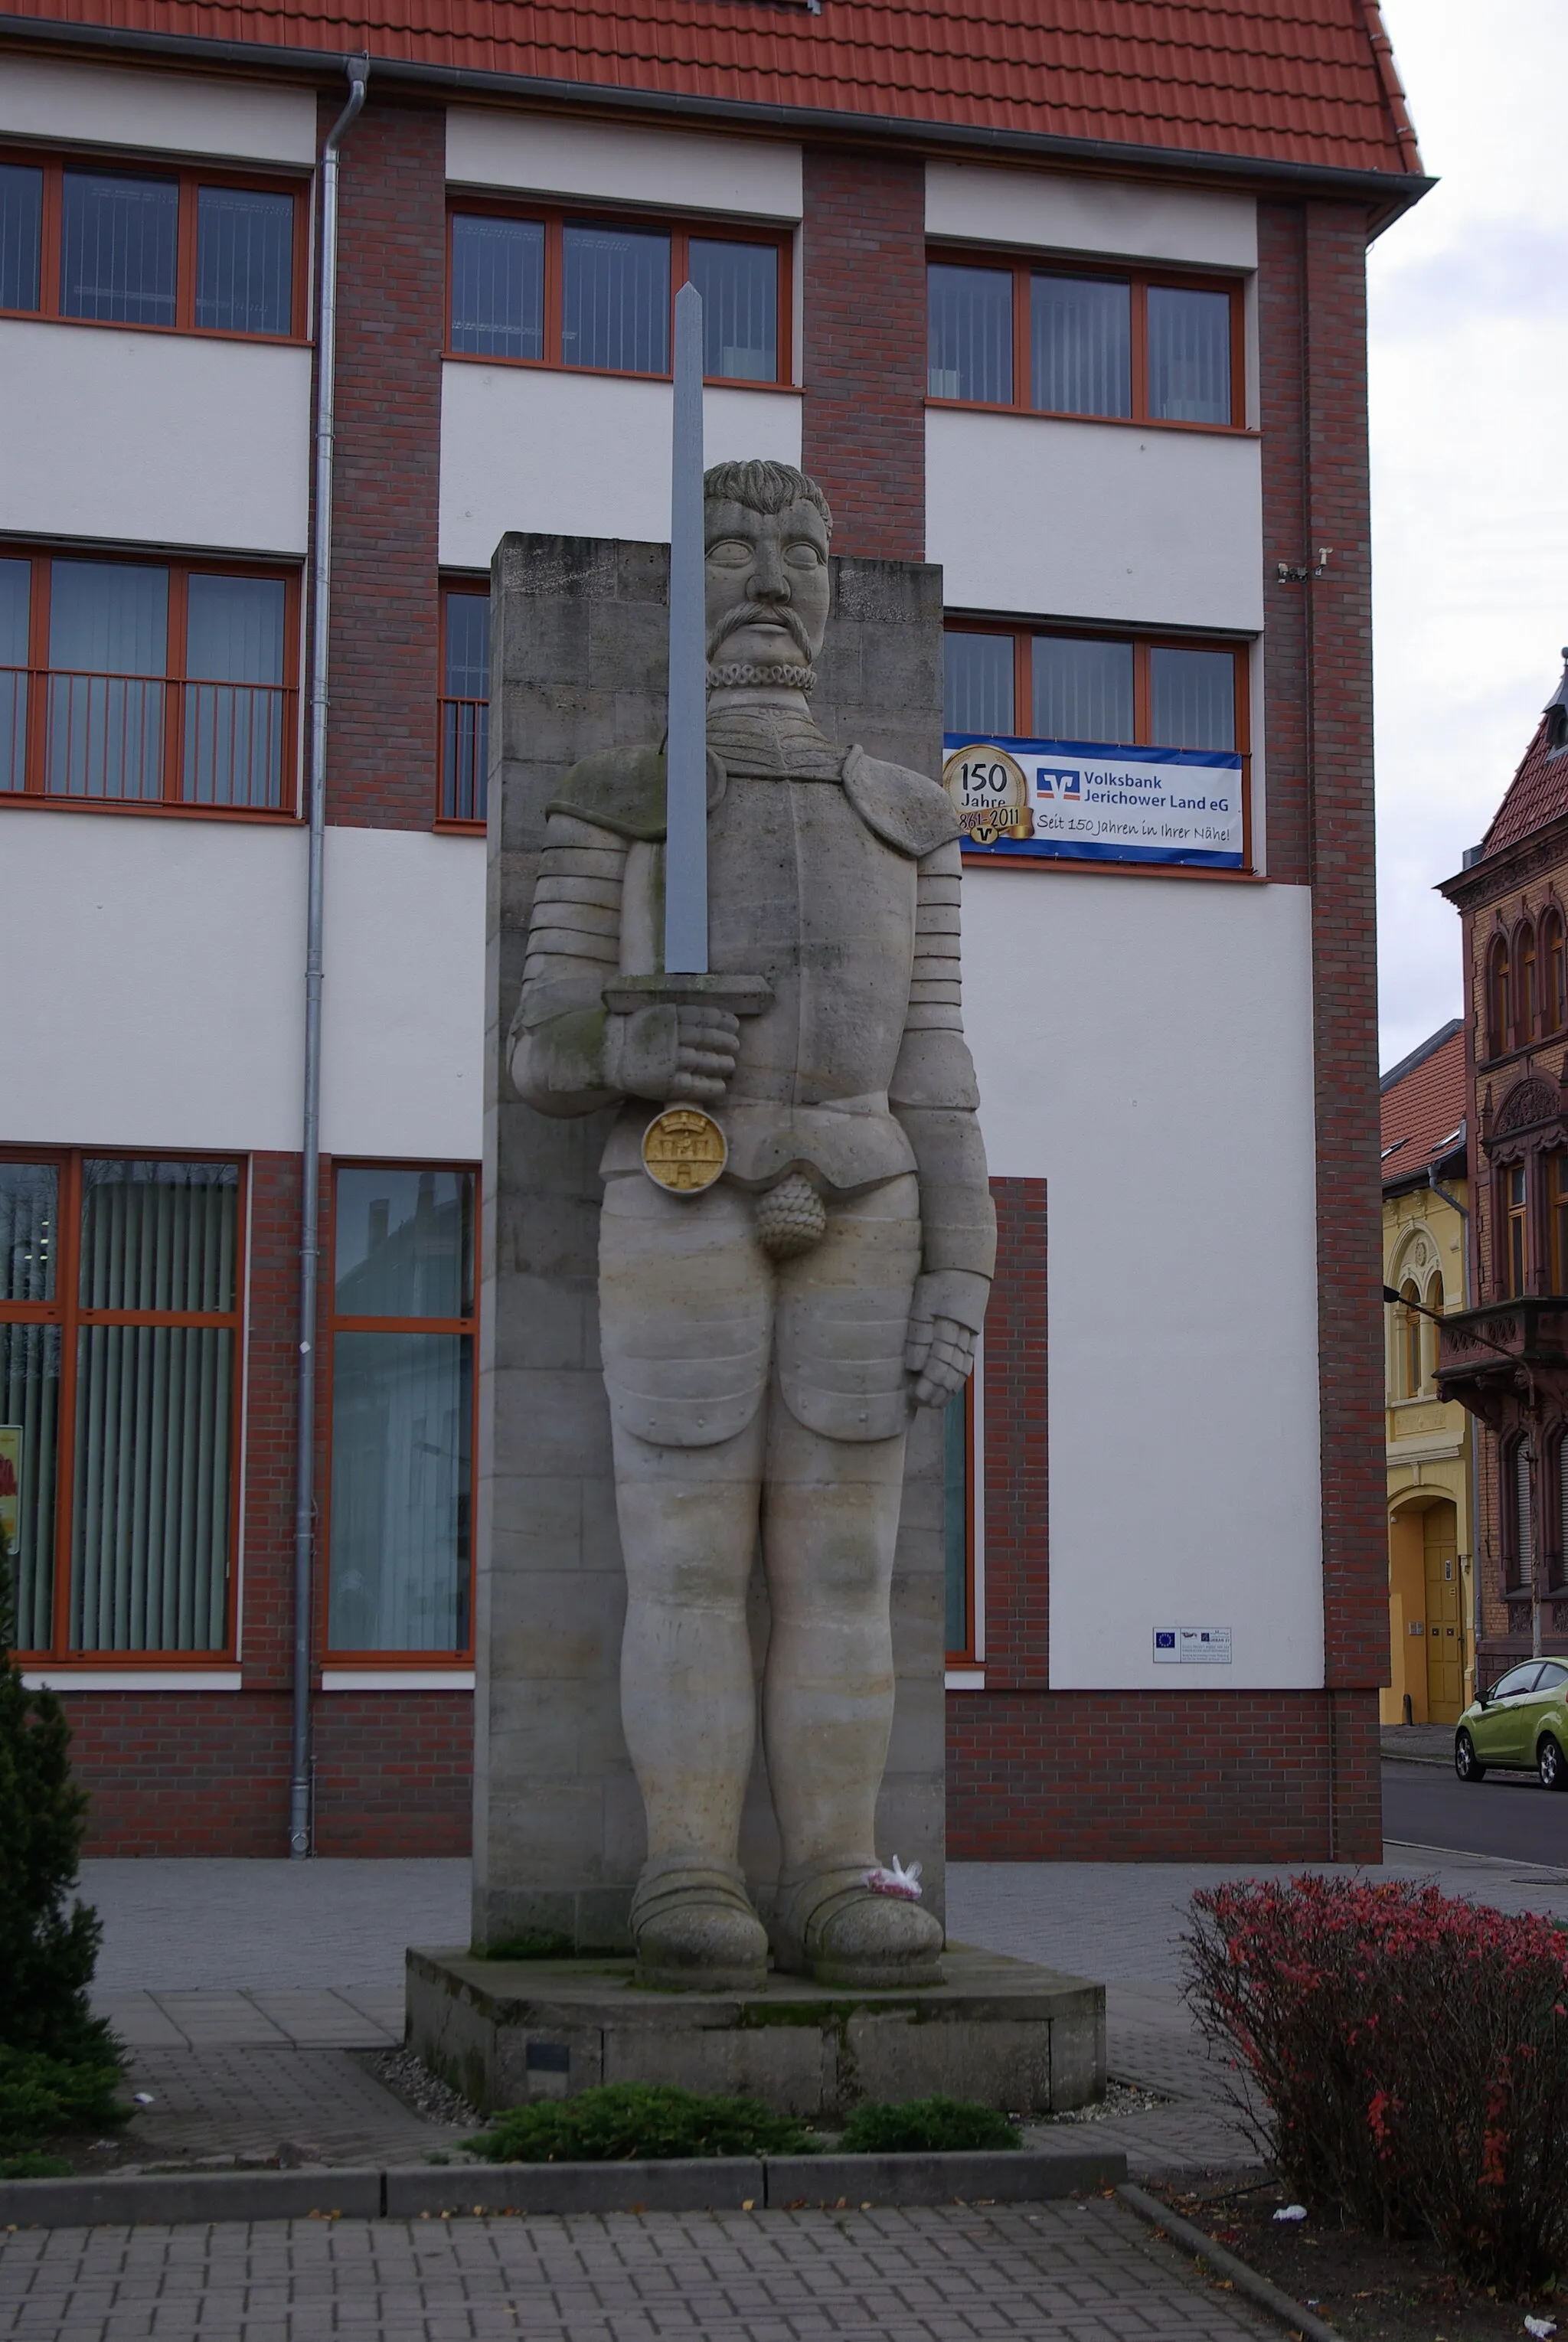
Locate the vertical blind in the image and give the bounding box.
[1150,646,1236,751]
[1148,285,1232,425]
[944,1388,969,1654]
[61,170,178,325]
[927,262,1011,403]
[0,557,28,795]
[1,1163,60,1652]
[944,633,1014,737]
[690,238,776,381]
[1033,636,1135,743]
[328,1168,476,1653]
[1031,274,1131,417]
[441,593,489,824]
[449,214,545,358]
[562,224,671,374]
[0,164,42,311]
[194,186,293,337]
[183,573,287,807]
[70,1161,237,1652]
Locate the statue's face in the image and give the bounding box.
[704,496,831,674]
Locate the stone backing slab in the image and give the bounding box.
[477,531,950,1955]
[406,1942,1105,2121]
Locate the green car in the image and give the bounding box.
[1455,1659,1568,1789]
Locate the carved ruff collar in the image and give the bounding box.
[704,701,843,782]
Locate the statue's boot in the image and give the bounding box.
[630,1861,769,1991]
[773,1867,946,1989]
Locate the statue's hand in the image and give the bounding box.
[668,1005,740,1101]
[904,1311,976,1408]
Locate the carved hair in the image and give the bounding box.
[704,459,833,534]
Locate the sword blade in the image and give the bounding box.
[665,281,707,975]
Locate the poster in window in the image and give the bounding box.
[0,1426,18,1557]
[943,735,1245,870]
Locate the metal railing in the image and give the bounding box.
[439,694,488,825]
[1,668,296,812]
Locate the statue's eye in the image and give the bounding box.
[784,544,823,569]
[706,541,753,565]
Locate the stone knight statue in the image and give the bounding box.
[509,459,995,1991]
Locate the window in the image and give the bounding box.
[439,587,489,826]
[945,625,1245,756]
[1502,1163,1530,1298]
[1400,1279,1423,1397]
[926,254,1243,429]
[1519,922,1538,1047]
[3,1154,242,1661]
[0,552,298,814]
[1545,909,1566,1036]
[944,1384,975,1662]
[1488,936,1511,1058]
[1505,1440,1535,1594]
[0,153,303,337]
[325,1166,478,1658]
[448,207,789,385]
[1551,1155,1568,1294]
[1490,1660,1541,1698]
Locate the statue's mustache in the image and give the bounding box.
[707,600,815,661]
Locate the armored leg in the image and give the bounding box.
[599,1172,772,1987]
[764,1175,945,1985]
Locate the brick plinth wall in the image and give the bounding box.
[324,94,446,829]
[800,146,925,562]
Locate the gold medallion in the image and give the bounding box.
[642,1106,728,1195]
[942,743,1034,847]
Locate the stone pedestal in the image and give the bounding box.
[406,1944,1106,2121]
[474,533,951,1955]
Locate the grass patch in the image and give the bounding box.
[0,2151,74,2179]
[836,2095,1020,2154]
[469,2082,815,2163]
[0,2046,125,2151]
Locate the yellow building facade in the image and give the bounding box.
[1380,1020,1475,1725]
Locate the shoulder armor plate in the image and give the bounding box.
[549,744,724,841]
[841,745,961,860]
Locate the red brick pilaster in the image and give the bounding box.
[325,96,445,828]
[982,1179,1050,1684]
[800,147,925,561]
[1259,198,1384,1857]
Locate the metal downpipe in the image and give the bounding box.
[290,52,369,1859]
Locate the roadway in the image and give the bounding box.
[1383,1754,1568,1867]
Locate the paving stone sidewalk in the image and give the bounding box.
[0,2196,1282,2342]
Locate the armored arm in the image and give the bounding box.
[889,839,997,1386]
[508,812,736,1115]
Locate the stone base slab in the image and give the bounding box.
[406,1942,1106,2121]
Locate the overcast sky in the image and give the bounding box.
[1370,0,1567,1071]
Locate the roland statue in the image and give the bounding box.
[509,459,995,1991]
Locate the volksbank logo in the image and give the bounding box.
[1034,766,1081,799]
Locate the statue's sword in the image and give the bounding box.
[609,281,769,1195]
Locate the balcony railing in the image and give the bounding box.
[1,667,296,812]
[439,694,488,825]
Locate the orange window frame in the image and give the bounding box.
[926,249,1247,433]
[320,1160,482,1667]
[0,147,310,341]
[943,616,1253,875]
[1,547,302,821]
[445,200,795,387]
[1501,1160,1530,1298]
[436,580,490,831]
[3,1147,247,1667]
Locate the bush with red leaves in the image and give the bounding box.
[1185,1874,1568,2293]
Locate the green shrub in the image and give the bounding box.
[0,2046,124,2149]
[0,1565,120,2073]
[837,2095,1020,2154]
[0,2151,74,2179]
[469,2082,814,2163]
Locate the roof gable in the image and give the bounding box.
[1381,1020,1465,1191]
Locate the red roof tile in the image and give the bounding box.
[6,0,1424,178]
[1480,712,1568,861]
[1381,1021,1465,1191]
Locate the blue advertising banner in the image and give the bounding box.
[942,734,1245,870]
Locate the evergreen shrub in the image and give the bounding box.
[836,2095,1020,2154]
[1187,1873,1568,2293]
[469,2082,814,2163]
[0,1563,123,2151]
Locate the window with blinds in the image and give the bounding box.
[325,1165,478,1658]
[2,1154,241,1661]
